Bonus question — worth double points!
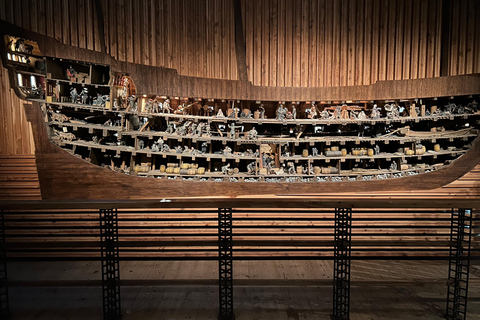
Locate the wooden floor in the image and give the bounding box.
[6,260,480,319]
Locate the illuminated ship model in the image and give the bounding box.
[3,35,480,196]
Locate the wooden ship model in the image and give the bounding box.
[2,34,480,199]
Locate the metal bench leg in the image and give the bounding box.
[218,208,235,320]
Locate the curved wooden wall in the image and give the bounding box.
[1,0,480,85]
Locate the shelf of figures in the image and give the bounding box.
[51,139,259,161]
[279,148,467,162]
[134,109,480,126]
[34,99,480,126]
[45,77,110,88]
[47,120,479,147]
[132,165,442,183]
[33,99,116,114]
[50,136,467,165]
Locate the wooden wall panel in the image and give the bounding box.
[2,0,479,86]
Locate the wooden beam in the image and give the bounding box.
[440,0,451,76]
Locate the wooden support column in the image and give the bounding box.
[0,210,9,320]
[100,208,121,320]
[332,207,352,320]
[218,208,234,320]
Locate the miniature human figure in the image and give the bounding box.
[92,136,98,144]
[331,105,341,119]
[113,98,119,110]
[371,104,381,119]
[127,95,136,111]
[389,161,397,171]
[228,122,241,139]
[374,145,380,155]
[203,125,212,137]
[100,95,109,108]
[357,110,367,120]
[292,105,297,120]
[385,103,400,119]
[229,103,239,118]
[276,104,287,120]
[247,161,257,174]
[221,163,230,174]
[151,143,159,152]
[183,146,190,153]
[201,142,208,154]
[223,146,232,156]
[162,99,172,113]
[80,88,88,104]
[195,123,204,136]
[67,65,76,81]
[161,144,171,152]
[166,122,174,134]
[312,147,319,157]
[175,146,183,153]
[247,127,258,140]
[189,123,197,136]
[258,104,265,119]
[287,162,295,174]
[138,140,145,150]
[320,110,330,119]
[216,108,225,117]
[70,87,78,104]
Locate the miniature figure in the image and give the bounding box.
[92,136,98,144]
[221,163,231,174]
[216,109,225,117]
[161,144,171,152]
[14,38,26,52]
[223,146,232,156]
[80,88,88,104]
[333,105,342,119]
[320,110,330,119]
[371,104,381,118]
[292,105,297,120]
[389,161,397,171]
[183,146,190,153]
[357,110,367,120]
[67,65,76,81]
[166,122,174,134]
[385,104,400,119]
[70,87,78,104]
[175,146,183,153]
[246,127,258,140]
[276,104,287,120]
[312,147,319,157]
[138,140,145,150]
[201,142,208,154]
[113,98,119,110]
[196,123,204,136]
[151,143,159,152]
[258,104,265,119]
[127,95,136,111]
[228,122,241,139]
[374,145,380,155]
[53,129,76,142]
[247,162,257,174]
[162,99,172,113]
[287,162,295,174]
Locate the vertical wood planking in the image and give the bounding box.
[347,0,356,86]
[270,0,278,87]
[355,0,364,85]
[277,0,285,87]
[363,0,372,85]
[410,0,421,79]
[284,0,293,87]
[300,0,308,87]
[2,0,478,86]
[370,0,380,84]
[262,0,270,86]
[386,0,396,81]
[402,0,412,80]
